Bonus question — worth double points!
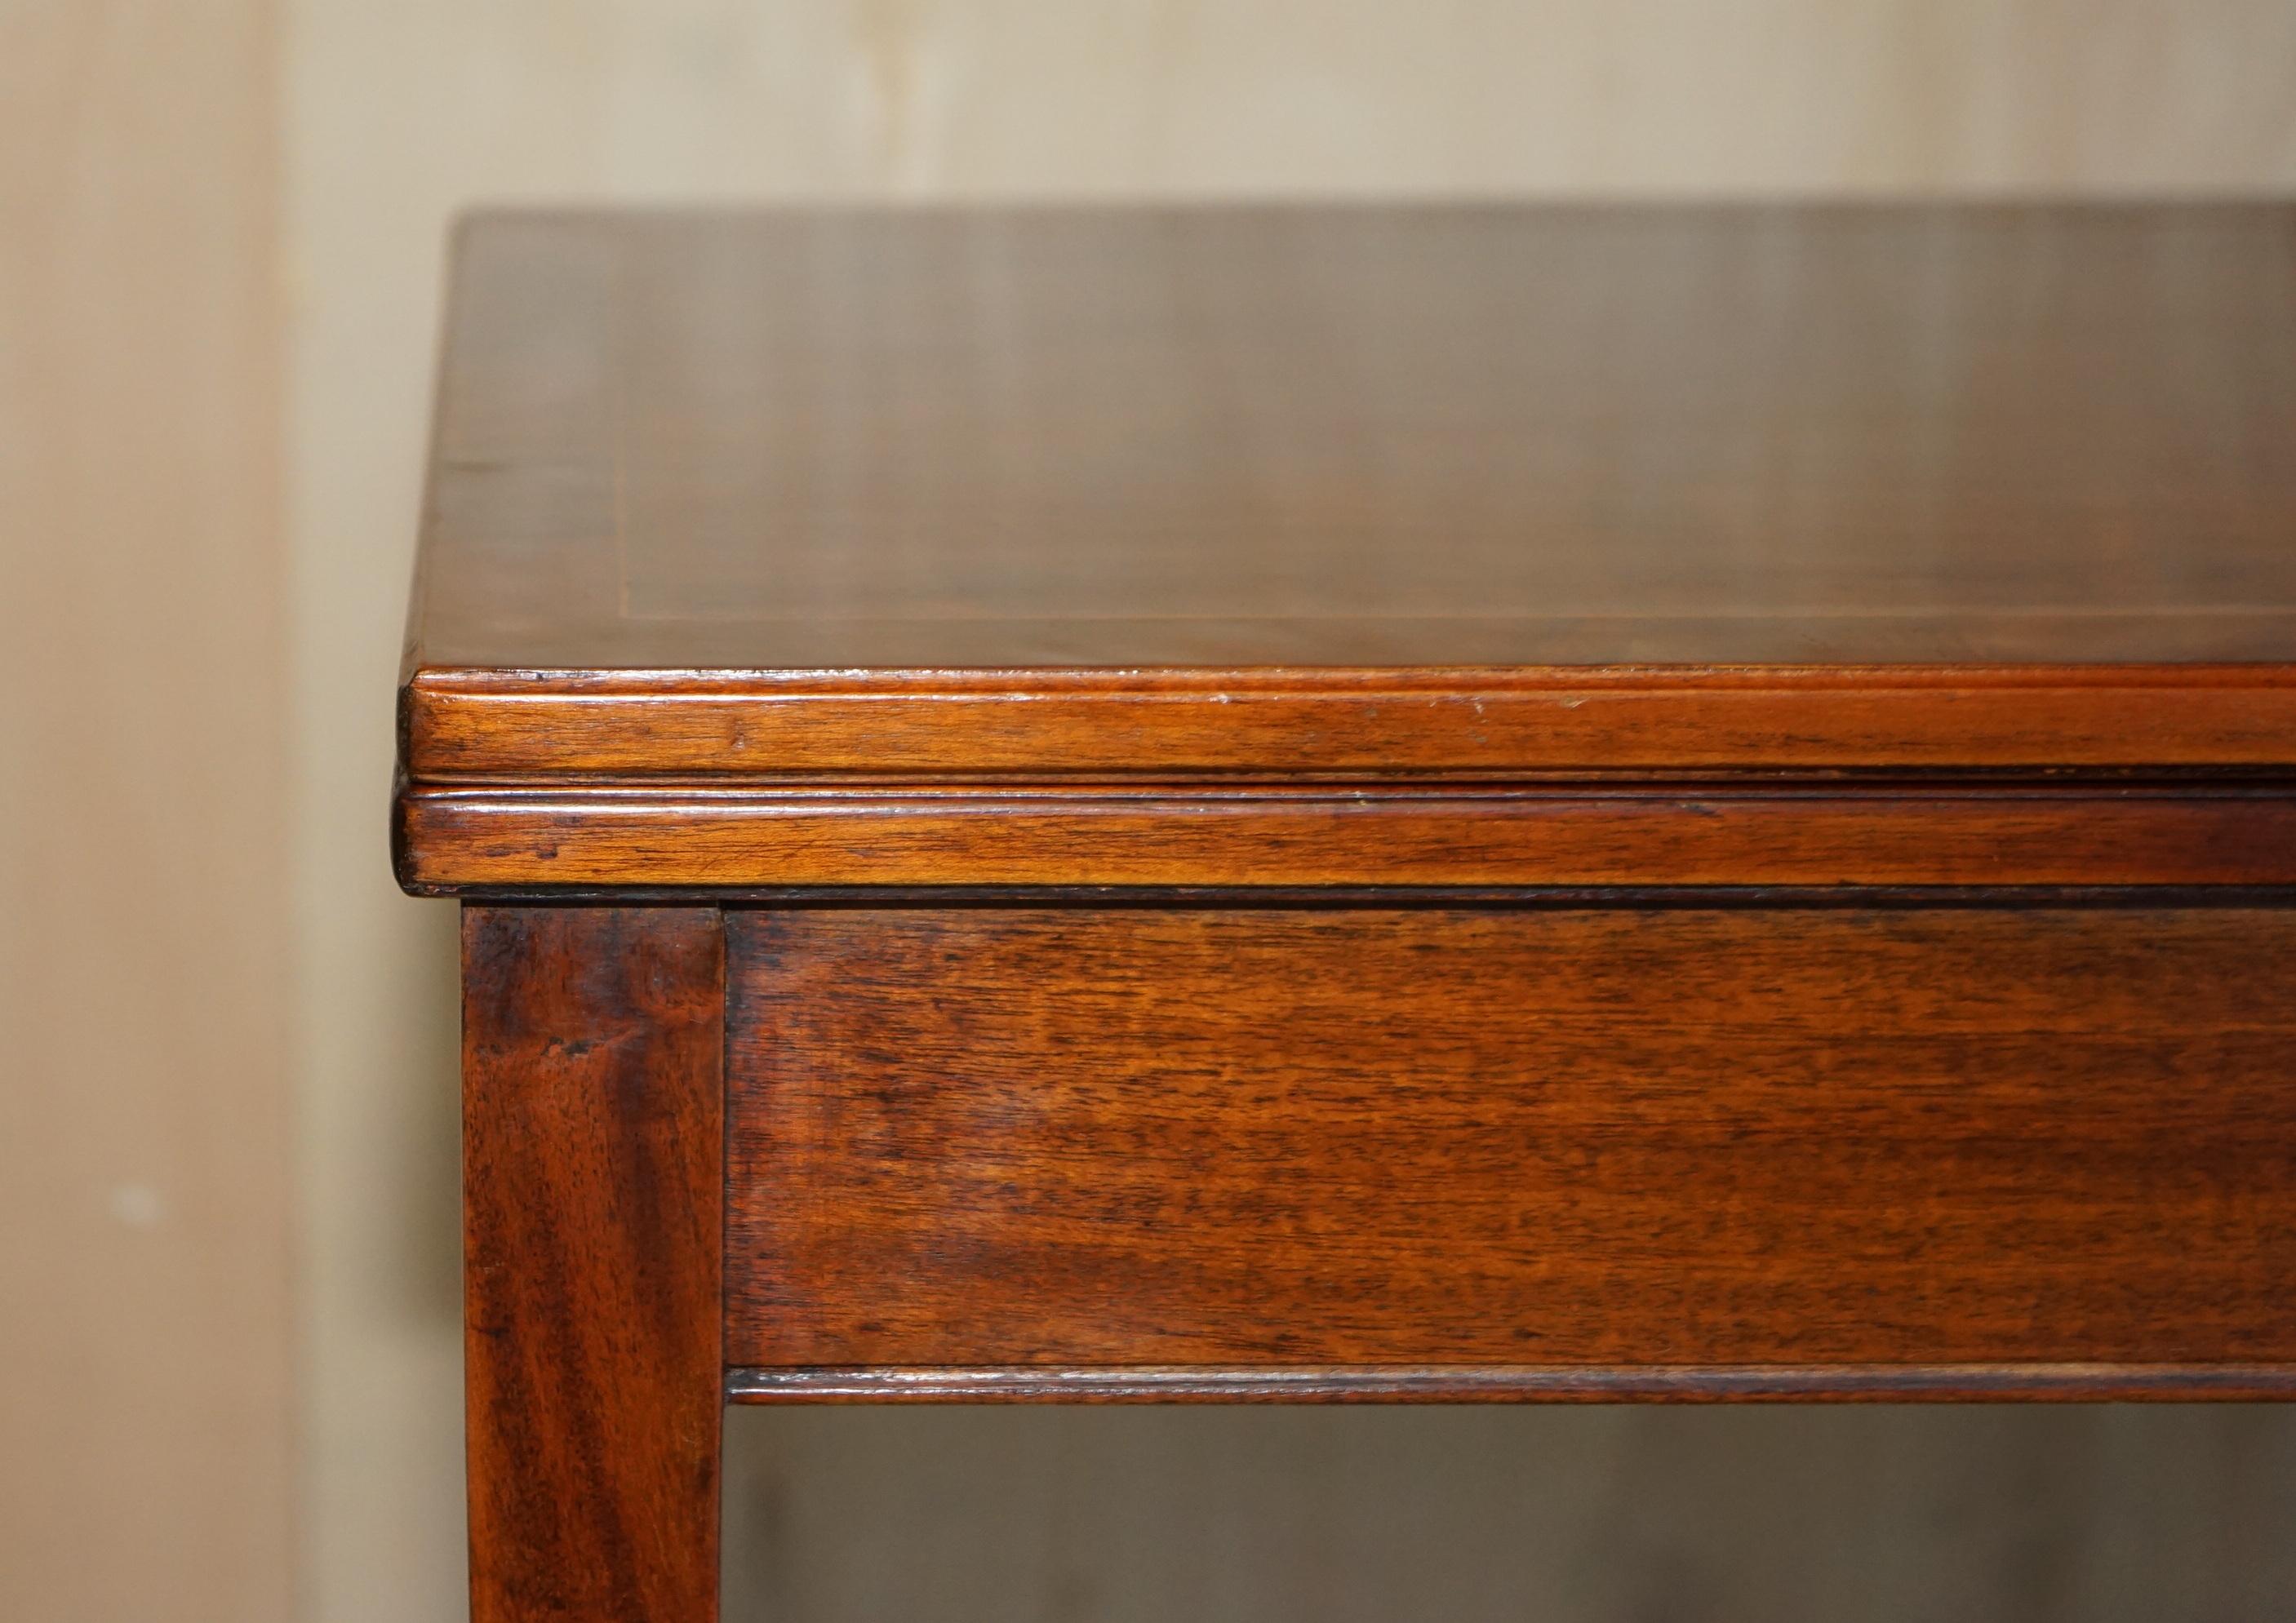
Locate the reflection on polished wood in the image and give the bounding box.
[416,203,2296,670]
[402,206,2296,892]
[413,206,2296,1623]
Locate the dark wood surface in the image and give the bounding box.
[415,203,2296,675]
[403,666,2296,783]
[421,206,2296,1621]
[399,783,2296,891]
[723,905,2296,1385]
[462,907,724,1623]
[726,1364,2296,1403]
[397,204,2296,890]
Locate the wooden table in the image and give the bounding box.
[395,203,2296,1622]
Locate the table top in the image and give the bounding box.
[401,203,2296,794]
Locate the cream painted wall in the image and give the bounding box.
[2,3,292,1621]
[10,3,2296,1620]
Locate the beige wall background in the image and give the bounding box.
[9,3,2296,1619]
[3,3,293,1621]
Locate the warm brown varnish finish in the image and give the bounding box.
[398,206,2296,895]
[461,907,724,1623]
[411,206,2296,1623]
[402,667,2296,787]
[401,785,2296,892]
[411,205,2296,675]
[725,1364,2296,1404]
[726,906,2296,1374]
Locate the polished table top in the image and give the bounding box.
[396,204,2296,894]
[414,202,2296,675]
[418,206,2296,1623]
